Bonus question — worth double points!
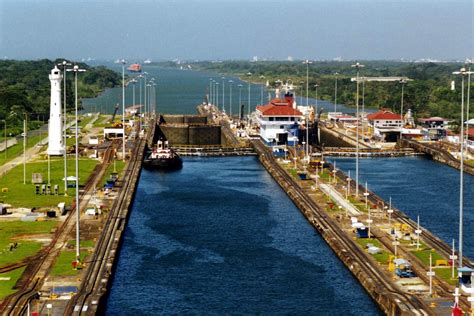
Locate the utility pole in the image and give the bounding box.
[67,65,86,262]
[23,113,27,184]
[351,62,364,196]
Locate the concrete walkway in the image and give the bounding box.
[318,182,361,216]
[0,138,18,152]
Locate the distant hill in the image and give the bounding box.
[0,59,121,135]
[169,60,472,126]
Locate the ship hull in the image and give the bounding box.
[143,156,183,170]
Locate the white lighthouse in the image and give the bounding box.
[47,66,65,155]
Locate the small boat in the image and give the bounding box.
[143,139,183,170]
[127,63,142,72]
[144,59,152,64]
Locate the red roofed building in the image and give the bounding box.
[367,109,403,128]
[256,92,302,146]
[367,109,403,142]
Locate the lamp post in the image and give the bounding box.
[260,75,265,105]
[334,72,339,113]
[299,81,304,105]
[208,78,212,106]
[221,77,225,113]
[303,60,312,107]
[361,79,366,138]
[23,113,27,184]
[465,59,472,142]
[138,74,143,108]
[215,82,219,110]
[351,62,364,197]
[131,78,137,107]
[314,84,319,114]
[305,111,309,161]
[143,72,148,120]
[229,80,233,116]
[415,215,422,251]
[246,72,252,120]
[452,67,470,268]
[364,181,369,209]
[238,84,243,119]
[67,65,86,262]
[2,120,6,159]
[58,60,72,194]
[387,196,394,227]
[399,79,407,141]
[120,59,126,160]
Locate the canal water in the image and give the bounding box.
[331,156,474,260]
[104,157,380,315]
[82,63,360,115]
[87,65,470,313]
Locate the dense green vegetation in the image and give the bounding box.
[170,60,473,124]
[0,59,121,136]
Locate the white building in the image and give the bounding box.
[47,66,65,155]
[367,109,403,129]
[256,92,302,146]
[367,109,403,142]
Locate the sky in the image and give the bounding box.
[0,0,472,61]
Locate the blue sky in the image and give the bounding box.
[0,0,472,60]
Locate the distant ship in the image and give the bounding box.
[143,139,183,170]
[127,63,142,72]
[144,59,152,64]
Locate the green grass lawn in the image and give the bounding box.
[50,246,89,277]
[435,267,458,285]
[101,160,125,187]
[0,267,26,299]
[67,239,95,248]
[0,157,99,208]
[411,248,445,266]
[356,238,390,264]
[78,115,95,129]
[0,221,58,267]
[0,135,45,167]
[92,115,111,128]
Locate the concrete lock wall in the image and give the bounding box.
[160,115,207,125]
[159,126,189,144]
[319,128,353,148]
[185,116,207,124]
[188,126,221,145]
[158,124,221,146]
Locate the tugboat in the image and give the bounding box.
[143,139,183,170]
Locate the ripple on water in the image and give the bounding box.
[105,157,380,315]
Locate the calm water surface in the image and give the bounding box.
[82,64,359,115]
[105,157,380,315]
[332,156,474,260]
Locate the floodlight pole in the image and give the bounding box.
[59,61,72,195]
[452,67,468,268]
[247,72,252,120]
[121,59,126,160]
[23,113,27,184]
[229,80,233,116]
[351,62,364,196]
[67,65,86,262]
